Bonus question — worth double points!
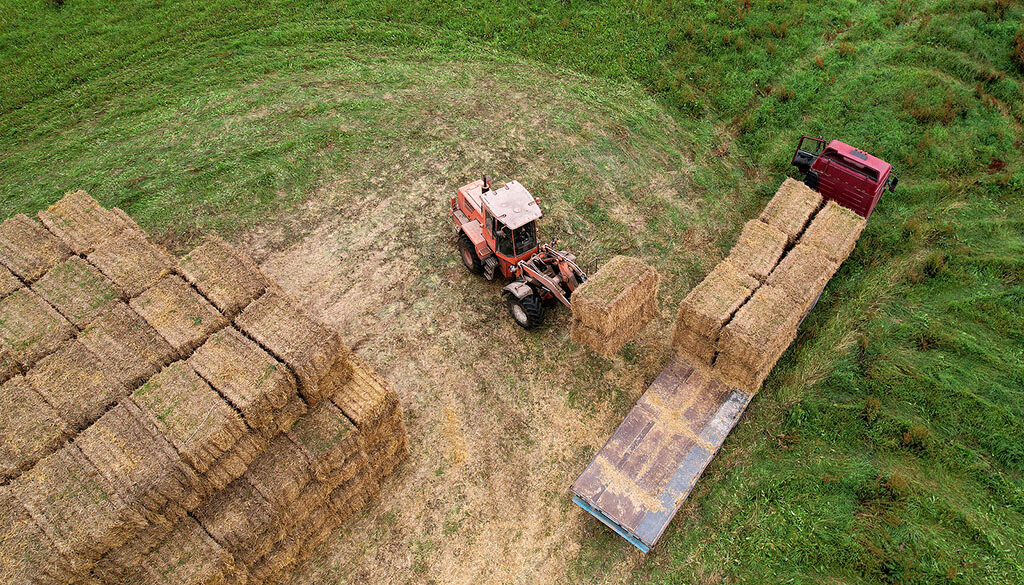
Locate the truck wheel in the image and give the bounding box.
[458,232,482,274]
[507,293,545,329]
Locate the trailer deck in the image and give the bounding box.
[570,357,753,552]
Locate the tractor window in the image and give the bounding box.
[485,209,495,235]
[513,222,537,256]
[495,225,514,256]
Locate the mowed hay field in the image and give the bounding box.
[2,1,1024,584]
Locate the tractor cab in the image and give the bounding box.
[451,178,542,279]
[792,136,898,218]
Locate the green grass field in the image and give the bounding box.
[2,1,1023,583]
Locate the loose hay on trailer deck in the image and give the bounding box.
[766,243,839,313]
[759,178,824,244]
[195,477,287,568]
[37,190,137,255]
[32,256,122,328]
[27,340,130,431]
[0,214,72,282]
[11,442,147,571]
[800,200,868,264]
[0,376,72,482]
[724,219,789,282]
[179,236,269,316]
[569,255,660,335]
[0,288,76,369]
[0,487,78,585]
[131,361,247,475]
[78,300,176,387]
[0,263,22,298]
[131,274,229,356]
[87,229,175,297]
[189,327,297,434]
[236,291,352,405]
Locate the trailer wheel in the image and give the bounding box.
[458,232,482,274]
[507,293,545,329]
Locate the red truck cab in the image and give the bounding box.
[792,136,898,218]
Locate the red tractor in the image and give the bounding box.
[450,177,587,329]
[792,136,898,218]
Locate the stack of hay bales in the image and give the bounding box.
[671,179,867,392]
[0,191,408,585]
[570,255,660,357]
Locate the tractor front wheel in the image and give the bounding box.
[458,232,482,274]
[507,293,545,329]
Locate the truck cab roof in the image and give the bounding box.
[823,140,892,182]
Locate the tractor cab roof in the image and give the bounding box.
[482,180,542,229]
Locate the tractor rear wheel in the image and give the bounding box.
[458,232,482,274]
[507,293,545,329]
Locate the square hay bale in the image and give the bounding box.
[759,178,824,244]
[286,401,362,483]
[138,516,241,585]
[195,477,286,568]
[267,393,308,439]
[11,443,147,570]
[368,427,409,478]
[200,431,269,497]
[675,260,759,338]
[717,285,803,376]
[0,376,72,482]
[799,200,868,264]
[179,236,269,316]
[131,275,229,356]
[75,401,200,525]
[328,470,381,520]
[244,434,313,515]
[0,288,76,369]
[26,340,130,430]
[236,291,352,405]
[89,516,177,585]
[78,301,176,387]
[671,323,716,367]
[87,229,174,297]
[0,214,72,282]
[725,219,789,282]
[32,256,122,328]
[330,357,400,433]
[569,255,660,335]
[0,263,22,298]
[0,347,18,385]
[766,243,839,312]
[0,487,78,585]
[189,327,297,433]
[37,190,137,255]
[714,351,767,394]
[570,295,657,357]
[130,361,246,474]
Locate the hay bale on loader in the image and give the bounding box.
[759,178,824,244]
[236,291,352,405]
[78,300,176,387]
[189,327,298,436]
[0,376,72,482]
[27,340,130,431]
[37,190,138,255]
[0,214,72,282]
[766,244,839,313]
[87,228,175,297]
[0,264,22,298]
[570,255,660,357]
[800,200,868,263]
[0,487,78,585]
[715,285,805,392]
[724,219,789,282]
[11,443,147,572]
[179,236,269,316]
[130,361,247,475]
[671,260,759,366]
[0,288,76,369]
[32,256,122,328]
[130,274,229,356]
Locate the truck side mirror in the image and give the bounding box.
[889,176,899,192]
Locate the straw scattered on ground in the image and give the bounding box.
[0,213,72,282]
[0,375,72,482]
[758,178,824,244]
[130,274,229,356]
[724,219,789,282]
[32,256,122,328]
[87,229,175,298]
[799,200,868,264]
[37,190,137,255]
[78,300,176,388]
[179,235,269,316]
[0,287,76,369]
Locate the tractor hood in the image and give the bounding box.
[482,180,542,229]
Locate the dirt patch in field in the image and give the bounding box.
[236,58,725,584]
